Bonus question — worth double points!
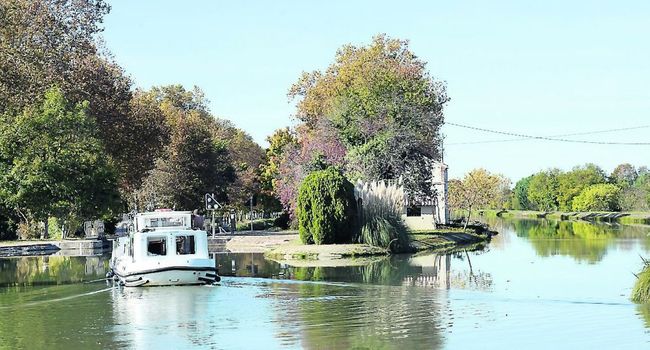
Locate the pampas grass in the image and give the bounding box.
[632,257,650,303]
[354,179,411,253]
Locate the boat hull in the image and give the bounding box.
[112,266,219,286]
[111,256,220,287]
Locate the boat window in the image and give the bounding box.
[147,217,186,228]
[176,235,196,255]
[147,237,167,256]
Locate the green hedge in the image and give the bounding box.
[297,167,357,245]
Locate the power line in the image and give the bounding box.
[446,125,650,145]
[445,122,650,146]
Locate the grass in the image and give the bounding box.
[632,259,650,303]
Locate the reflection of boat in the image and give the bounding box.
[109,210,220,286]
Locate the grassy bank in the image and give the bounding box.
[263,227,491,262]
[460,209,650,225]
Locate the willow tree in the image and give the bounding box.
[288,34,449,201]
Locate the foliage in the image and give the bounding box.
[212,124,265,208]
[136,114,236,211]
[354,179,410,253]
[526,169,560,211]
[0,0,111,113]
[0,1,142,192]
[632,258,650,303]
[512,176,532,210]
[297,168,357,245]
[556,164,606,211]
[571,184,621,212]
[0,87,120,233]
[610,163,638,188]
[274,123,346,219]
[448,169,510,227]
[287,34,448,203]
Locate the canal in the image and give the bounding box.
[1,218,649,349]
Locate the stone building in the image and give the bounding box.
[402,162,449,230]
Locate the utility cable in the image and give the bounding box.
[445,122,650,146]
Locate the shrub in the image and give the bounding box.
[273,213,290,229]
[355,179,410,253]
[572,184,621,212]
[297,167,357,245]
[235,219,274,231]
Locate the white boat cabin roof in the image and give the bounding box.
[134,210,193,232]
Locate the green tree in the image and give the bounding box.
[0,87,120,236]
[288,34,448,200]
[512,176,532,210]
[210,121,265,208]
[136,114,236,211]
[572,184,621,212]
[297,167,357,245]
[526,169,561,211]
[556,164,606,211]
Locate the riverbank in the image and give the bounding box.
[0,239,109,257]
[472,209,650,225]
[224,228,490,263]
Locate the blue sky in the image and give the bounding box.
[102,0,650,182]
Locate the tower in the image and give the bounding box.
[431,162,449,225]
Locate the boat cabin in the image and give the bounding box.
[113,210,209,262]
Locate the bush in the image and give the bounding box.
[572,184,621,211]
[235,218,274,231]
[273,213,290,229]
[297,167,357,245]
[355,179,410,253]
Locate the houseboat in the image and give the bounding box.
[109,210,220,287]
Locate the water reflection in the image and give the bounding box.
[272,282,446,349]
[483,218,650,263]
[0,255,109,287]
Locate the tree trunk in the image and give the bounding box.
[42,218,49,240]
[463,206,472,232]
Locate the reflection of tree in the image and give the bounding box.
[501,219,618,263]
[270,281,445,350]
[0,283,115,348]
[215,252,282,278]
[636,304,650,329]
[0,255,109,287]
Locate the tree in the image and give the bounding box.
[610,163,638,188]
[527,169,561,211]
[572,184,621,212]
[448,169,508,230]
[512,176,533,210]
[297,167,357,245]
[136,114,236,211]
[288,34,448,201]
[210,121,265,209]
[556,164,606,211]
[0,0,111,113]
[0,87,120,236]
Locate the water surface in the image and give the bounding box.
[1,218,649,349]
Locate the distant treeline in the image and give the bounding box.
[512,163,649,212]
[449,164,650,219]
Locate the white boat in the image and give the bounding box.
[109,210,220,287]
